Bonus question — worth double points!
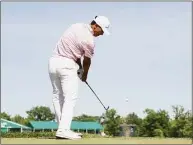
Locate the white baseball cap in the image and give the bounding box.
[94,16,110,35]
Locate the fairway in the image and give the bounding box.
[1,137,192,144]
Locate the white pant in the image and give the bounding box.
[48,56,79,131]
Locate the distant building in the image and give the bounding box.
[1,119,104,134]
[28,120,104,134]
[119,123,136,137]
[1,118,31,133]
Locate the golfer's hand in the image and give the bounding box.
[81,72,87,82]
[77,68,84,80]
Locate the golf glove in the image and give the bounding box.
[77,68,84,79]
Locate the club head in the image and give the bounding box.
[106,106,110,111]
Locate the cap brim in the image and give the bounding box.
[102,27,110,36]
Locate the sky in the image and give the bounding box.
[1,2,192,119]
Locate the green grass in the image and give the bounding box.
[1,137,192,144]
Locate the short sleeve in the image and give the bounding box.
[81,40,95,58]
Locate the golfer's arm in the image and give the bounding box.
[76,58,82,69]
[83,56,91,75]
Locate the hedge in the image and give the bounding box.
[0,132,106,138]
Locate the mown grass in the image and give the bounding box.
[1,137,192,144]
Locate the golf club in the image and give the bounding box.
[85,81,109,111]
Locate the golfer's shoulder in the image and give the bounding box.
[73,23,94,44]
[70,23,83,28]
[70,23,87,31]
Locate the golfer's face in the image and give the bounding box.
[94,25,104,37]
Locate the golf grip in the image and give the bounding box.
[85,81,108,111]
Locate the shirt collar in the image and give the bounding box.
[86,24,94,35]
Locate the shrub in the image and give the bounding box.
[1,132,105,138]
[153,129,164,138]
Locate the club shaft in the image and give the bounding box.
[85,81,107,110]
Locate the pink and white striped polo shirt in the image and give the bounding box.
[52,23,95,61]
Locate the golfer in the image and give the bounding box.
[48,16,111,140]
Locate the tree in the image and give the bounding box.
[73,114,99,122]
[0,112,11,120]
[26,106,55,121]
[141,109,170,137]
[11,115,26,125]
[172,105,185,120]
[125,112,142,125]
[103,109,122,136]
[120,117,126,124]
[169,105,193,138]
[125,112,143,136]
